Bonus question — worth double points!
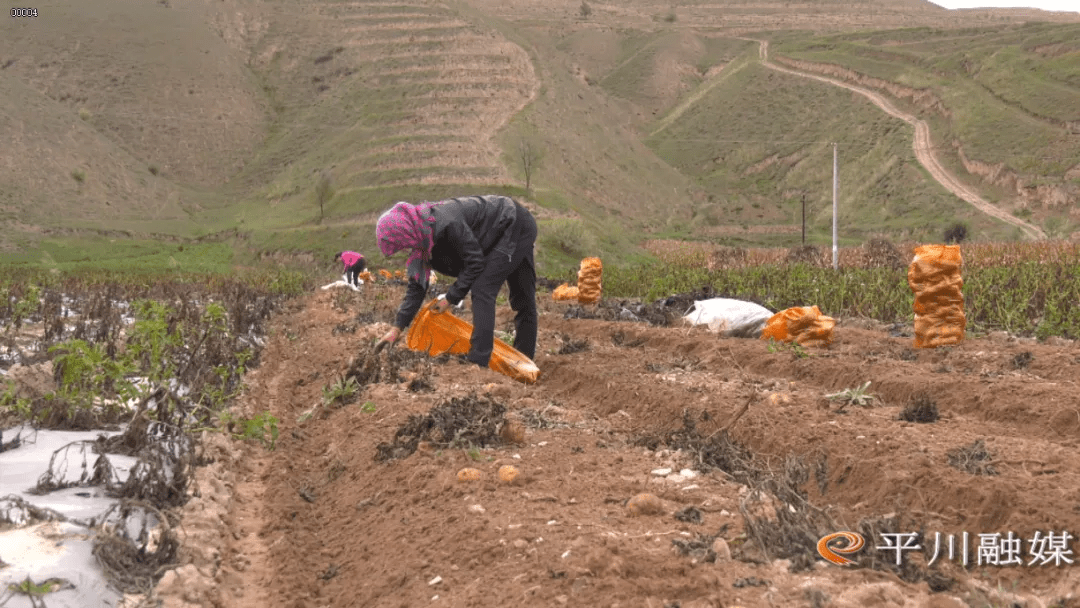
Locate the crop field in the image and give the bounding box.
[3,255,1080,607]
[0,269,302,605]
[624,239,1080,339]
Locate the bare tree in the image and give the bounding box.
[314,171,334,224]
[519,139,541,192]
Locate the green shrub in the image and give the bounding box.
[544,218,597,257]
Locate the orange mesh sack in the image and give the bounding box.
[358,271,373,283]
[552,283,580,302]
[406,300,541,384]
[908,244,965,348]
[378,269,393,280]
[760,305,836,347]
[577,257,603,304]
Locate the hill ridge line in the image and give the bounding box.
[751,38,1046,241]
[648,54,754,139]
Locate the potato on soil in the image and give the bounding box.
[457,468,482,482]
[500,419,526,444]
[498,465,521,485]
[626,493,664,516]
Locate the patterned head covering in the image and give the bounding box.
[376,200,443,283]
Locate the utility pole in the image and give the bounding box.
[801,194,806,246]
[832,143,838,270]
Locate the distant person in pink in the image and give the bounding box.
[335,251,366,287]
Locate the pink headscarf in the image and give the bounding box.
[376,200,444,283]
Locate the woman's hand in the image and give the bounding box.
[374,327,401,353]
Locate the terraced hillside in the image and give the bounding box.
[322,1,538,187]
[230,0,537,204]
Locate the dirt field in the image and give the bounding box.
[153,283,1080,608]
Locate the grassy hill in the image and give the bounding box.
[646,58,1011,245]
[0,0,268,250]
[2,0,1079,275]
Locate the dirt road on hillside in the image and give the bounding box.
[754,39,1046,241]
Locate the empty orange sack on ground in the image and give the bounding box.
[577,257,603,304]
[552,284,580,301]
[405,300,541,384]
[908,244,965,348]
[760,305,836,347]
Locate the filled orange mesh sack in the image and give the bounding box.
[577,257,603,304]
[394,269,405,279]
[358,271,373,283]
[760,305,836,347]
[552,283,580,302]
[406,300,541,384]
[378,269,393,280]
[908,244,965,348]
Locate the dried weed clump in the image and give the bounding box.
[374,393,511,461]
[345,342,435,390]
[93,500,180,594]
[947,438,998,476]
[898,391,939,423]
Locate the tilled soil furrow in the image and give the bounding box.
[195,290,1080,608]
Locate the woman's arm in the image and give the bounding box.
[393,258,430,330]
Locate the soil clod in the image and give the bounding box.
[897,347,918,361]
[556,333,589,355]
[671,533,716,561]
[319,564,339,580]
[1011,351,1033,369]
[673,506,703,524]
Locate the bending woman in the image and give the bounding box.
[335,250,366,287]
[373,195,538,368]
